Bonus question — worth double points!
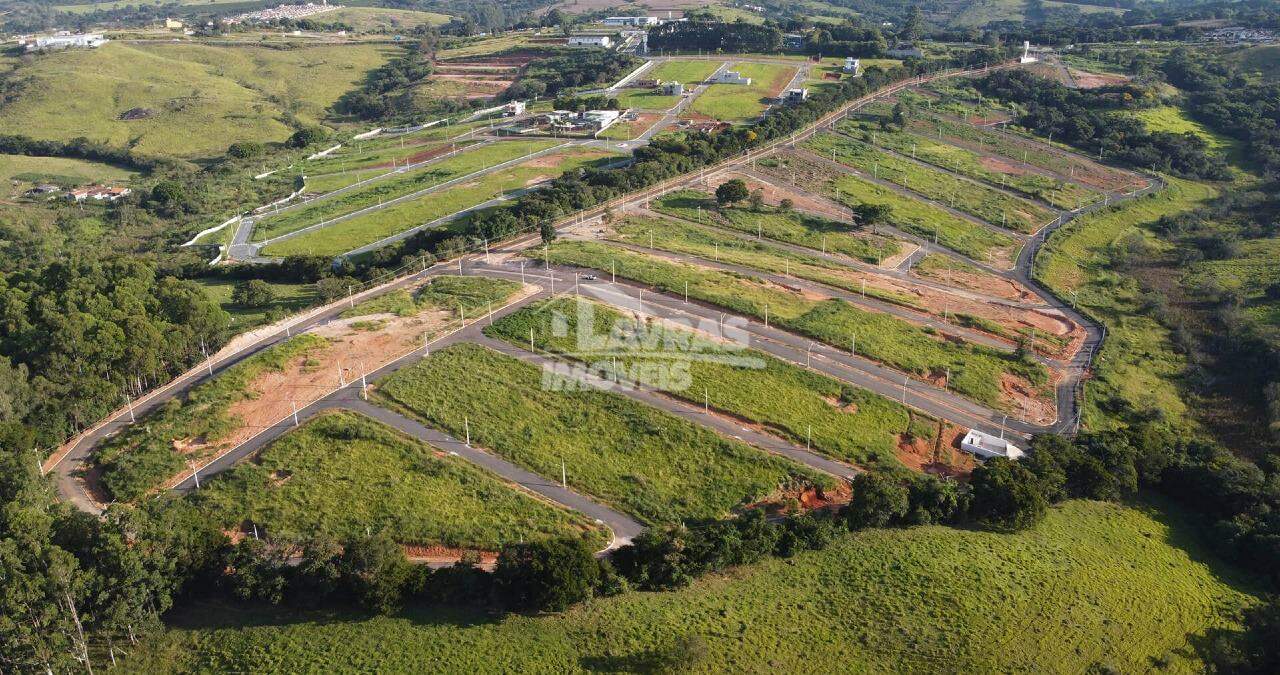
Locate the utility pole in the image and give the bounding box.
[850,333,856,356]
[200,341,213,377]
[561,458,567,489]
[290,400,299,427]
[359,362,368,400]
[464,417,471,447]
[901,376,908,404]
[704,388,709,414]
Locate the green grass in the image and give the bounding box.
[615,89,681,111]
[0,41,398,158]
[762,153,1021,267]
[1133,106,1233,152]
[536,240,1048,410]
[599,116,656,141]
[651,189,901,264]
[262,147,617,257]
[188,411,603,549]
[646,60,725,84]
[486,297,925,471]
[803,132,1057,233]
[1036,176,1218,431]
[194,278,320,332]
[0,153,138,188]
[341,275,521,319]
[376,343,829,524]
[690,62,797,123]
[254,140,561,241]
[95,334,330,502]
[324,7,453,31]
[128,499,1256,673]
[838,119,1097,209]
[608,213,921,309]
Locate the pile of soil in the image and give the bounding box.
[119,107,155,120]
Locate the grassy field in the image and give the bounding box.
[261,147,617,256]
[839,120,1097,209]
[647,60,725,84]
[615,89,681,111]
[53,0,244,12]
[651,190,901,264]
[325,7,453,31]
[690,62,797,122]
[95,334,330,502]
[537,240,1047,409]
[255,140,561,241]
[194,278,320,332]
[1036,177,1218,431]
[0,41,397,158]
[0,153,138,189]
[1133,106,1233,152]
[304,121,497,175]
[128,499,1256,672]
[188,411,603,549]
[607,214,922,309]
[341,275,521,319]
[803,133,1056,233]
[762,153,1021,267]
[599,115,657,141]
[376,343,828,524]
[487,297,926,471]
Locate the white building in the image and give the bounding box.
[1019,40,1038,64]
[601,16,658,27]
[710,70,752,85]
[659,81,684,95]
[504,100,526,116]
[960,429,1025,461]
[25,33,107,52]
[783,88,808,103]
[67,186,131,202]
[843,57,862,75]
[568,35,613,49]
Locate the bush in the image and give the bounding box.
[844,473,909,529]
[969,458,1048,530]
[494,538,601,612]
[288,127,330,149]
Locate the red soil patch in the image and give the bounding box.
[893,423,975,477]
[979,155,1031,176]
[1070,68,1129,89]
[1001,372,1057,426]
[370,142,462,170]
[404,544,498,569]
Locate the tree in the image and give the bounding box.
[494,538,600,612]
[226,141,264,159]
[540,221,557,245]
[853,203,892,229]
[844,473,909,529]
[969,458,1047,530]
[147,180,191,216]
[231,279,275,308]
[339,532,411,614]
[900,6,925,43]
[1199,595,1280,674]
[747,188,764,212]
[715,179,750,207]
[288,127,329,148]
[779,198,794,212]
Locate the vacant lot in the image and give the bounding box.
[377,343,829,525]
[615,88,681,111]
[194,278,320,331]
[326,7,453,31]
[255,140,561,241]
[651,190,900,264]
[0,153,138,189]
[538,240,1051,414]
[803,133,1055,233]
[189,411,603,549]
[647,59,725,84]
[690,62,797,122]
[130,500,1256,673]
[838,120,1097,209]
[0,41,396,158]
[262,147,617,256]
[761,152,1021,268]
[1133,106,1233,153]
[488,297,937,471]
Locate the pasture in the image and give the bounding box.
[690,62,798,123]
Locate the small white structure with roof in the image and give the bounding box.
[710,70,751,85]
[843,57,862,75]
[1019,40,1038,64]
[568,35,613,49]
[960,429,1024,460]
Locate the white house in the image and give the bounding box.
[659,81,684,95]
[1019,40,1038,64]
[783,88,808,103]
[67,186,131,202]
[843,57,862,75]
[568,35,613,49]
[960,429,1025,461]
[710,70,752,85]
[504,100,527,116]
[25,33,107,52]
[601,16,658,27]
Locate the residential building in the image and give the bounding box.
[164,18,184,29]
[783,88,808,103]
[783,33,805,50]
[568,35,613,49]
[67,186,131,202]
[843,57,862,75]
[960,429,1025,460]
[885,43,924,58]
[504,100,527,116]
[710,70,752,85]
[659,81,684,95]
[601,16,658,27]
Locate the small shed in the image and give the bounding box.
[960,429,1024,460]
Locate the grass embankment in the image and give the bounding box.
[376,343,829,525]
[304,120,496,174]
[905,115,1140,192]
[95,334,330,502]
[690,62,797,122]
[651,189,900,264]
[1185,236,1280,328]
[1036,176,1218,431]
[762,153,1020,266]
[341,275,521,319]
[194,278,320,332]
[254,140,560,241]
[487,297,926,471]
[0,41,395,158]
[188,411,604,549]
[1133,106,1232,152]
[803,132,1056,233]
[261,148,617,257]
[537,240,1048,409]
[0,153,138,188]
[838,120,1096,209]
[130,499,1255,673]
[607,214,921,308]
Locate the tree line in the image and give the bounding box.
[647,20,784,54]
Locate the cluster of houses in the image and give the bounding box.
[498,109,622,137]
[23,184,131,202]
[222,1,340,25]
[20,32,107,53]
